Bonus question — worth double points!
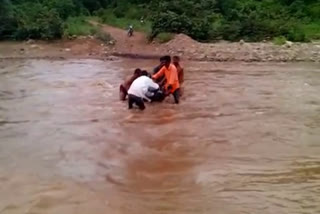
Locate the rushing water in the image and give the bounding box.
[0,59,319,214]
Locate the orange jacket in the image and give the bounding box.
[153,64,180,93]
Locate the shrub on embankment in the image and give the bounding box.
[149,0,320,42]
[0,0,320,43]
[0,0,101,40]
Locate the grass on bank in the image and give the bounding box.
[155,33,174,43]
[302,22,320,40]
[63,16,113,43]
[63,17,98,36]
[272,36,287,45]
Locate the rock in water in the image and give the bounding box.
[30,44,39,49]
[26,39,35,44]
[284,41,293,48]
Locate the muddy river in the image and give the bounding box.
[0,59,319,214]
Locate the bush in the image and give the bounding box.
[287,29,308,42]
[150,11,193,39]
[125,6,147,20]
[306,3,320,20]
[0,0,17,39]
[44,0,76,20]
[155,32,173,43]
[13,3,63,40]
[113,7,126,18]
[150,0,220,41]
[302,22,320,40]
[208,14,224,40]
[273,36,287,45]
[63,16,98,36]
[220,21,242,41]
[80,0,102,14]
[1,0,320,42]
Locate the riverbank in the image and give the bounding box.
[1,23,320,62]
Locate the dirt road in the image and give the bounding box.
[90,21,166,58]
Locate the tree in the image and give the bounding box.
[14,2,63,39]
[0,0,17,39]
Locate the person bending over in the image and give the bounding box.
[152,55,180,104]
[119,68,142,101]
[127,71,159,110]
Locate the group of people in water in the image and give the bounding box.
[119,55,184,110]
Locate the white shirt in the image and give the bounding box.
[128,76,159,102]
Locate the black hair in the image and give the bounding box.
[163,55,171,62]
[141,70,149,76]
[160,56,166,62]
[134,68,142,75]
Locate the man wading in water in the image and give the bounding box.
[153,56,167,89]
[119,68,142,101]
[152,55,180,104]
[127,71,160,110]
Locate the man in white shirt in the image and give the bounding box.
[127,71,159,110]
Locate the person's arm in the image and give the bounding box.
[152,66,165,80]
[147,78,159,90]
[123,76,133,90]
[142,78,159,102]
[153,65,160,74]
[141,89,152,102]
[180,68,184,83]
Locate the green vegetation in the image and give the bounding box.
[0,0,320,42]
[63,17,98,37]
[96,9,151,33]
[155,33,174,43]
[302,22,320,40]
[273,36,287,45]
[63,16,113,43]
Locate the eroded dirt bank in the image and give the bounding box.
[1,22,320,62]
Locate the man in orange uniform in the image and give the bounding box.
[152,55,180,104]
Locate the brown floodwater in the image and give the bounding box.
[0,59,319,214]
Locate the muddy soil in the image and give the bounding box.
[1,23,320,62]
